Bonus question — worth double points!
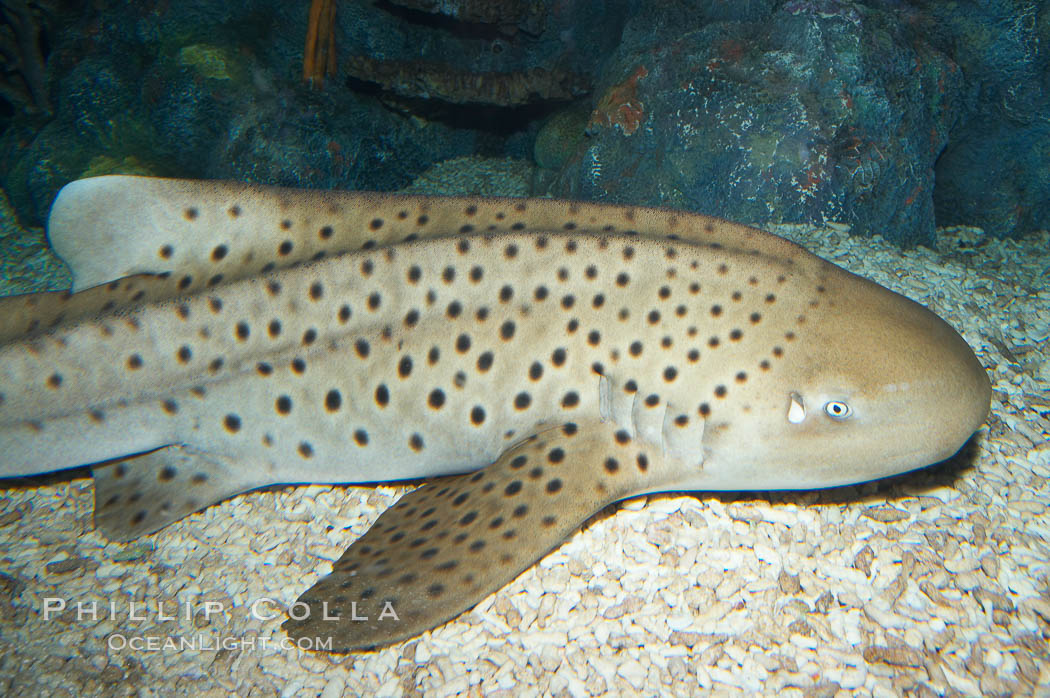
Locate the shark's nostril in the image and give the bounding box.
[787,392,806,423]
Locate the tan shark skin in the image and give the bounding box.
[0,176,991,651]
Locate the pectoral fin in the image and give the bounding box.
[283,421,665,651]
[93,444,270,541]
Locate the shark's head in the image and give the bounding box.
[677,265,991,492]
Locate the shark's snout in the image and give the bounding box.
[794,272,992,484]
[880,296,991,465]
[673,267,992,493]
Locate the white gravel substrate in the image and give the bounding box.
[1,221,1048,697]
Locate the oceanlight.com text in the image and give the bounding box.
[107,633,333,653]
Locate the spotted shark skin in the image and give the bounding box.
[0,176,990,651]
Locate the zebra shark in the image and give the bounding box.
[0,176,990,651]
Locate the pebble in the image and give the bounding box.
[278,679,303,698]
[944,556,982,574]
[615,659,646,689]
[94,563,125,579]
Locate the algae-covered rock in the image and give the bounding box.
[533,103,592,171]
[400,156,538,198]
[553,3,964,246]
[177,44,238,81]
[80,155,159,180]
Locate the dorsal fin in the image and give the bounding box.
[47,176,809,294]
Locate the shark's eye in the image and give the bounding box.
[823,401,852,420]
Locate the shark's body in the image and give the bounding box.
[0,176,990,651]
